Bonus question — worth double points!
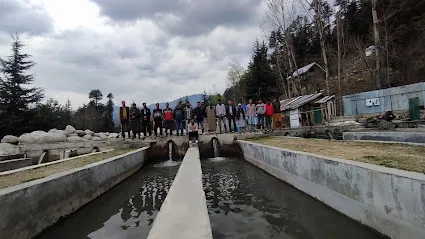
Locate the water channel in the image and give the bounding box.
[37,156,385,239]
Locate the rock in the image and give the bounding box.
[108,133,119,138]
[56,130,67,135]
[48,128,58,133]
[83,135,92,140]
[64,125,76,134]
[0,143,20,156]
[67,136,86,142]
[98,133,108,139]
[67,133,78,137]
[18,132,67,144]
[85,129,95,136]
[92,136,101,141]
[1,135,19,144]
[75,130,86,136]
[105,132,110,136]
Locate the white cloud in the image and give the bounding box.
[0,0,265,108]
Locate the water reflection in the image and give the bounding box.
[36,164,179,239]
[202,158,385,239]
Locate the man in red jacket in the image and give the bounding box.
[265,99,274,132]
[163,103,174,136]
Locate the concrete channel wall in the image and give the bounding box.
[0,158,32,172]
[147,147,212,239]
[343,131,425,144]
[238,140,425,239]
[0,147,148,239]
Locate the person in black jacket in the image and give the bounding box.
[119,101,130,139]
[174,105,184,136]
[152,103,163,137]
[129,103,141,139]
[193,101,206,134]
[226,100,237,133]
[141,102,151,138]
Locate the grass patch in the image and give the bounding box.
[0,149,135,189]
[247,136,425,174]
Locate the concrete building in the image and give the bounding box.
[342,82,425,116]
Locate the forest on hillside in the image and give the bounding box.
[224,0,425,109]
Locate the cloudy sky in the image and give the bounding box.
[0,0,266,108]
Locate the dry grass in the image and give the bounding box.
[248,137,425,174]
[0,149,134,189]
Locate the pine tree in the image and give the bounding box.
[0,34,44,136]
[0,34,44,114]
[105,93,115,132]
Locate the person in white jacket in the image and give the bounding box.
[215,99,227,134]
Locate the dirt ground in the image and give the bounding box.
[248,137,425,174]
[0,149,134,189]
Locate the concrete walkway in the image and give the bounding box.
[147,147,212,239]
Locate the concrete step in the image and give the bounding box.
[0,153,26,162]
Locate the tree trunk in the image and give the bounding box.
[372,0,381,89]
[314,0,330,95]
[337,12,343,116]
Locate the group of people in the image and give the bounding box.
[118,98,282,142]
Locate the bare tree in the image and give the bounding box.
[262,0,301,98]
[313,0,330,95]
[336,11,343,116]
[227,59,245,102]
[371,0,381,89]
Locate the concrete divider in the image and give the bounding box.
[0,147,148,239]
[343,131,425,144]
[0,158,32,172]
[147,147,212,239]
[238,140,425,239]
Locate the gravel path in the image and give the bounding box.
[0,149,134,189]
[248,137,425,174]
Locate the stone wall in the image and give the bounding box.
[238,140,425,239]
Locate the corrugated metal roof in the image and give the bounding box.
[280,93,323,111]
[314,95,335,104]
[286,62,326,79]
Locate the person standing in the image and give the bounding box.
[194,101,206,134]
[226,101,237,133]
[129,103,141,139]
[236,103,246,133]
[246,99,256,132]
[153,103,163,137]
[265,100,275,131]
[163,103,174,136]
[273,98,282,129]
[188,118,199,143]
[119,101,131,139]
[174,105,184,136]
[141,102,152,138]
[215,99,227,133]
[184,102,194,133]
[206,103,216,134]
[255,99,266,130]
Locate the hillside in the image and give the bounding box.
[113,94,204,121]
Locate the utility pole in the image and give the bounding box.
[336,11,343,116]
[372,0,381,89]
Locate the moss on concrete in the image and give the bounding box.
[248,137,425,174]
[0,149,134,189]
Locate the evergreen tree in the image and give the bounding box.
[0,35,44,136]
[105,93,115,132]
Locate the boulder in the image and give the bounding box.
[67,133,78,137]
[0,143,20,156]
[105,132,110,136]
[92,136,101,141]
[48,128,58,133]
[56,130,67,136]
[1,135,19,144]
[108,133,119,139]
[75,130,86,136]
[64,125,76,134]
[85,129,95,136]
[98,133,108,139]
[67,136,86,142]
[18,132,67,144]
[83,135,93,140]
